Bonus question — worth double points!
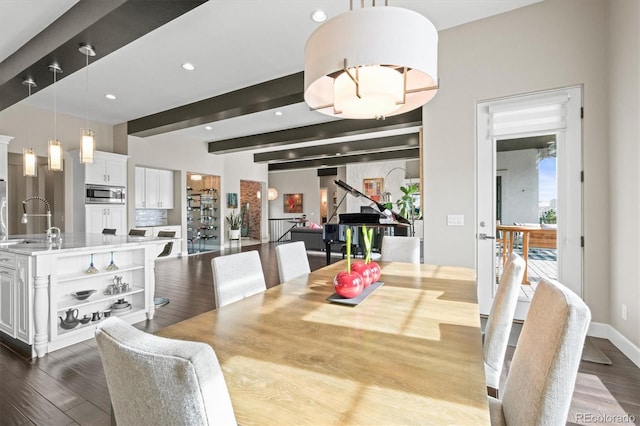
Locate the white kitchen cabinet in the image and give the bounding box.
[0,264,15,336]
[0,135,12,181]
[0,235,165,357]
[85,152,127,186]
[15,256,31,342]
[86,205,127,235]
[135,167,174,209]
[135,167,146,208]
[0,252,30,342]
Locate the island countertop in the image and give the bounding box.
[0,233,170,256]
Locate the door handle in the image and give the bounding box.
[478,233,495,240]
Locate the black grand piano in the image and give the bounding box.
[322,180,410,265]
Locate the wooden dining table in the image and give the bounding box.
[156,260,490,425]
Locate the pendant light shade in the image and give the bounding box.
[48,64,63,171]
[80,129,95,163]
[267,188,278,201]
[23,148,37,177]
[48,139,63,171]
[304,6,438,119]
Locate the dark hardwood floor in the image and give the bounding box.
[0,243,638,425]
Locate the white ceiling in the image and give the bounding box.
[3,0,542,144]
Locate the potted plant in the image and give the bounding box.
[395,183,421,236]
[226,210,243,240]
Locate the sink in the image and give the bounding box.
[9,242,52,250]
[23,239,47,244]
[0,239,26,246]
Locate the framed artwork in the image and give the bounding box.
[363,178,384,202]
[284,193,303,213]
[227,192,238,208]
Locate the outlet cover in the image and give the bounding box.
[447,215,464,226]
[622,304,628,320]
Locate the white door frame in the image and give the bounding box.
[476,86,583,320]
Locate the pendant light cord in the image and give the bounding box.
[53,69,57,139]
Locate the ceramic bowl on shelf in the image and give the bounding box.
[112,300,129,309]
[70,289,97,301]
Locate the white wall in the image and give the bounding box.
[496,149,539,225]
[268,169,320,224]
[607,0,640,347]
[0,103,114,155]
[222,151,269,243]
[422,0,611,325]
[345,159,409,213]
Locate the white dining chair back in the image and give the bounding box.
[95,317,236,426]
[488,278,590,426]
[483,252,525,396]
[211,250,266,308]
[275,241,311,284]
[380,236,421,263]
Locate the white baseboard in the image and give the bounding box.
[588,322,640,367]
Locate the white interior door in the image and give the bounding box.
[477,86,583,320]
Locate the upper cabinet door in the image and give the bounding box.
[105,159,127,186]
[135,167,146,209]
[84,152,128,186]
[157,169,174,209]
[144,168,161,208]
[84,157,108,185]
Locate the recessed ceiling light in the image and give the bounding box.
[274,111,283,116]
[182,62,195,71]
[205,126,212,130]
[105,93,117,100]
[311,9,327,23]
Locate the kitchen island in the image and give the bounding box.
[0,233,168,357]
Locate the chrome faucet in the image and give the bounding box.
[22,196,61,243]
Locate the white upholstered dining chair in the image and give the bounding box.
[275,241,311,284]
[211,250,266,308]
[488,278,591,426]
[484,252,526,397]
[95,317,236,426]
[380,235,421,263]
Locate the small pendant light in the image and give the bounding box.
[22,79,37,177]
[79,44,96,164]
[48,64,63,171]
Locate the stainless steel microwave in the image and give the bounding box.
[86,184,125,204]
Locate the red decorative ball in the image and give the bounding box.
[351,261,373,288]
[334,271,364,298]
[368,261,381,283]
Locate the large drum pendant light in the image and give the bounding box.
[79,44,96,164]
[304,4,438,119]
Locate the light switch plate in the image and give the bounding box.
[447,215,464,226]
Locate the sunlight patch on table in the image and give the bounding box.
[224,356,489,425]
[302,286,478,341]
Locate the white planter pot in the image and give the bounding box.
[229,229,240,240]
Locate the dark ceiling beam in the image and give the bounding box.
[128,72,305,137]
[209,108,422,154]
[254,133,419,164]
[0,0,206,112]
[268,148,420,172]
